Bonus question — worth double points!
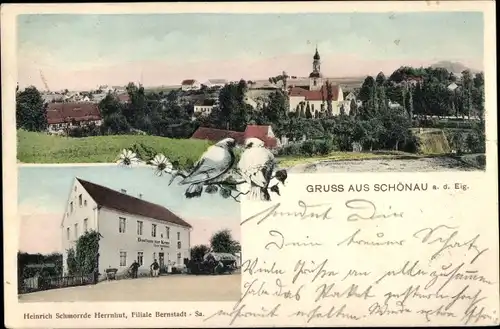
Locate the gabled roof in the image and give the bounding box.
[244,125,277,148]
[46,102,101,125]
[207,79,228,84]
[181,79,197,85]
[289,84,341,101]
[77,178,192,228]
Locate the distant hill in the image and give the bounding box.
[430,61,477,74]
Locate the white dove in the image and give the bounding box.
[238,137,276,201]
[179,137,237,198]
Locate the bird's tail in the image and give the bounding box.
[248,185,271,201]
[185,183,203,199]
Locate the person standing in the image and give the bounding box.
[129,260,140,279]
[150,259,160,277]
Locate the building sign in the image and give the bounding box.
[137,237,170,248]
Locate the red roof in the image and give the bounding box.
[181,79,197,85]
[289,84,340,101]
[244,125,278,148]
[46,102,101,125]
[191,125,279,149]
[244,125,269,140]
[191,127,245,145]
[78,178,191,228]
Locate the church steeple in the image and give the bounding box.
[309,47,323,91]
[314,47,320,60]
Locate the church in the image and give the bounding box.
[287,48,348,116]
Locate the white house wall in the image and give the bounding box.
[97,207,191,276]
[61,179,99,275]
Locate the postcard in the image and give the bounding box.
[2,1,498,328]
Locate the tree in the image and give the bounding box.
[99,94,123,118]
[210,229,240,254]
[305,102,312,119]
[461,70,473,118]
[16,86,47,131]
[349,99,358,117]
[359,76,377,116]
[375,72,387,113]
[359,76,375,103]
[325,81,333,115]
[380,108,412,150]
[102,112,131,134]
[190,244,210,261]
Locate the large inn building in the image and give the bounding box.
[61,178,192,276]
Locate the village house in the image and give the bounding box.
[191,124,280,149]
[287,49,345,116]
[181,79,201,91]
[61,178,192,278]
[46,102,102,134]
[193,99,217,117]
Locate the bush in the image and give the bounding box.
[277,139,334,157]
[401,134,420,153]
[300,140,317,156]
[316,139,334,155]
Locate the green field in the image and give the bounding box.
[17,130,212,165]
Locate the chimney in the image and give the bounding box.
[120,189,127,194]
[138,193,143,199]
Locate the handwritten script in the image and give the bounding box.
[205,198,498,326]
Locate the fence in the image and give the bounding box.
[20,273,96,294]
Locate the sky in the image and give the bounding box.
[17,12,484,91]
[17,165,240,254]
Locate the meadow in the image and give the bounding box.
[17,130,212,165]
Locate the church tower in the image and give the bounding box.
[309,47,323,91]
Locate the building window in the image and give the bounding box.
[74,223,78,239]
[78,194,82,206]
[74,186,77,191]
[313,79,317,86]
[120,251,127,267]
[83,218,88,232]
[153,252,156,261]
[137,252,144,266]
[137,221,143,235]
[66,227,70,240]
[177,232,180,240]
[84,200,87,206]
[119,217,126,233]
[311,104,315,112]
[177,241,182,249]
[152,224,157,237]
[177,253,181,265]
[70,202,74,213]
[166,227,170,239]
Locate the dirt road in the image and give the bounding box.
[19,274,241,302]
[286,157,479,173]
